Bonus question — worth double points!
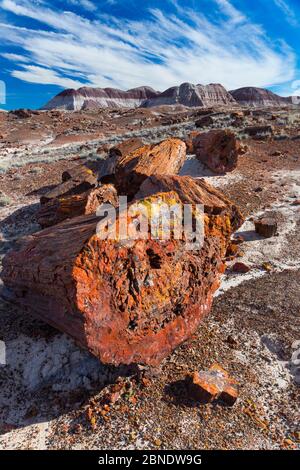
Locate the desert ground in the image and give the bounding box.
[0,105,299,450]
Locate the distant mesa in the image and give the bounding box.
[143,83,236,108]
[41,83,300,111]
[230,86,300,107]
[41,86,160,111]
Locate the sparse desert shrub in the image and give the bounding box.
[237,132,249,140]
[0,163,8,174]
[29,167,44,174]
[274,134,289,141]
[0,191,12,207]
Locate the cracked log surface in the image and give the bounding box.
[2,177,243,365]
[193,130,241,174]
[37,185,118,228]
[115,138,186,198]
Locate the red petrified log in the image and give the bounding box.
[115,138,186,198]
[61,164,96,183]
[193,129,241,174]
[2,177,243,365]
[109,138,145,160]
[37,185,118,228]
[97,138,145,183]
[41,165,97,205]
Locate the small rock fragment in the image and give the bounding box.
[233,235,245,244]
[231,262,250,273]
[254,216,277,238]
[189,363,238,406]
[271,150,282,157]
[262,262,272,272]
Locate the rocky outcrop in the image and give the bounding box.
[9,109,33,119]
[144,83,236,108]
[115,138,186,198]
[195,115,214,128]
[2,177,243,366]
[230,87,289,107]
[286,95,300,105]
[193,130,241,174]
[42,86,160,111]
[41,83,236,110]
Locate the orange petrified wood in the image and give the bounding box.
[115,138,186,198]
[189,363,239,406]
[2,177,243,366]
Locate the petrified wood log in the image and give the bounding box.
[185,131,200,154]
[41,166,97,205]
[37,185,118,228]
[109,138,145,160]
[96,138,145,184]
[61,164,96,182]
[135,175,242,230]
[115,138,186,198]
[193,130,241,174]
[2,178,243,365]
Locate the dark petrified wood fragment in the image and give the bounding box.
[37,185,118,228]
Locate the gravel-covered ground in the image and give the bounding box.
[0,109,299,449]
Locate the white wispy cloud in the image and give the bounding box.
[0,0,296,92]
[273,0,298,27]
[67,0,97,12]
[214,0,246,24]
[291,79,300,96]
[1,52,29,62]
[11,65,85,88]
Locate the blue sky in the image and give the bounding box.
[0,0,300,110]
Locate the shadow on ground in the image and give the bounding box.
[0,297,139,434]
